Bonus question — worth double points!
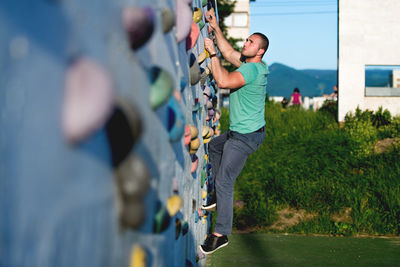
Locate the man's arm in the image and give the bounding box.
[204,38,245,89]
[206,10,242,68]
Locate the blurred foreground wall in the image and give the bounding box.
[0,0,220,266]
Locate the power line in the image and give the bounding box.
[255,3,337,7]
[252,0,337,4]
[251,10,337,16]
[252,1,337,7]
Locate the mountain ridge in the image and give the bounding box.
[266,62,337,98]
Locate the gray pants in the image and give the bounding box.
[209,128,265,235]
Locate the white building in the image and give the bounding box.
[338,0,400,121]
[224,0,254,47]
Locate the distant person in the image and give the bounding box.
[289,88,302,106]
[281,97,288,109]
[325,85,338,100]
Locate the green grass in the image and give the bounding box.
[208,233,400,267]
[217,102,400,235]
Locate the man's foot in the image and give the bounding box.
[199,234,228,255]
[201,192,216,211]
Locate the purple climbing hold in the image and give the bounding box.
[122,6,155,50]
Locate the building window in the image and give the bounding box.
[365,65,400,96]
[232,13,248,27]
[224,13,248,28]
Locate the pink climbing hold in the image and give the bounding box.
[184,125,192,146]
[62,57,114,145]
[186,22,200,50]
[176,0,193,42]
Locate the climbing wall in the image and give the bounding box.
[0,0,221,266]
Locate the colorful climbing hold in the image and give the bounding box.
[176,0,192,42]
[189,54,201,85]
[192,7,203,23]
[198,19,205,30]
[201,169,206,187]
[166,194,183,216]
[167,97,185,142]
[153,205,171,233]
[120,200,146,229]
[202,190,207,200]
[189,138,200,154]
[189,124,199,140]
[62,57,114,145]
[161,7,175,33]
[115,155,150,201]
[106,99,143,167]
[182,221,189,235]
[184,125,192,146]
[130,245,147,267]
[122,6,155,50]
[148,66,174,109]
[186,22,200,50]
[198,51,208,64]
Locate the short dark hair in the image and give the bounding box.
[294,87,300,93]
[252,32,269,53]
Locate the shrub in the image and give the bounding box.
[318,100,338,121]
[344,119,378,159]
[372,106,391,128]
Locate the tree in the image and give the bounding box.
[216,0,242,72]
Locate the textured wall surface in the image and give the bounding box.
[338,0,400,121]
[0,0,220,266]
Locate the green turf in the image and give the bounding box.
[207,233,400,267]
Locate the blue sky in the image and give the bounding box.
[249,0,338,70]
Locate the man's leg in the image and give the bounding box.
[202,131,229,210]
[213,135,254,236]
[200,130,265,254]
[208,131,229,186]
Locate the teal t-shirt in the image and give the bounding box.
[229,62,269,134]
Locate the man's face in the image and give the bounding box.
[241,35,262,58]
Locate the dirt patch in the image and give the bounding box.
[267,207,316,231]
[331,207,353,223]
[374,137,400,154]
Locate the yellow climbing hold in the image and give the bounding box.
[189,138,200,154]
[193,7,203,23]
[202,189,207,199]
[198,51,207,64]
[167,195,183,216]
[201,126,210,138]
[189,125,199,139]
[130,245,146,267]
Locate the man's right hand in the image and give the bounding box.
[205,10,218,30]
[204,38,217,56]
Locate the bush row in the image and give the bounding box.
[219,101,400,236]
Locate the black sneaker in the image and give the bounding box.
[199,234,228,255]
[201,192,216,211]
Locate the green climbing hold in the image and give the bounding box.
[149,66,174,109]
